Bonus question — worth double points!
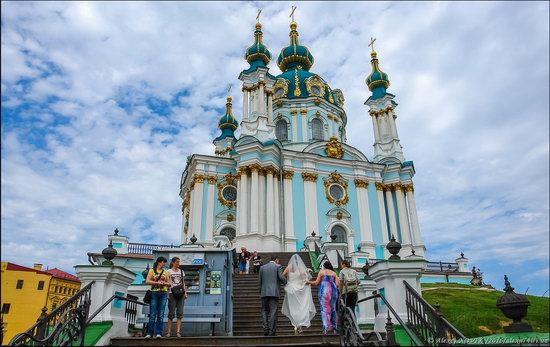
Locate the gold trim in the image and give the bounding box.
[227,213,234,222]
[404,184,414,192]
[336,211,343,220]
[323,171,349,206]
[293,69,301,97]
[334,89,345,107]
[290,109,298,117]
[304,75,326,97]
[300,109,307,115]
[207,176,217,184]
[375,182,385,191]
[354,179,369,188]
[249,163,262,173]
[283,170,295,180]
[238,166,250,175]
[301,172,318,182]
[314,98,321,106]
[273,78,289,100]
[194,174,205,183]
[217,172,238,208]
[325,136,344,159]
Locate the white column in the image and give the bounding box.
[292,112,298,142]
[259,170,266,235]
[237,168,248,235]
[283,172,295,248]
[301,112,308,141]
[273,174,280,239]
[303,174,319,238]
[375,183,389,249]
[243,89,249,121]
[405,186,422,245]
[254,89,260,117]
[190,176,204,241]
[181,205,186,244]
[266,169,275,235]
[259,83,265,115]
[355,181,374,245]
[250,165,260,234]
[394,184,412,247]
[385,187,398,241]
[371,115,380,142]
[267,94,273,123]
[205,177,216,244]
[389,111,399,138]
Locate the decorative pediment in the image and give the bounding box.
[304,75,326,97]
[273,78,289,100]
[325,136,344,159]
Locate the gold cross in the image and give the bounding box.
[290,6,297,21]
[368,37,376,53]
[256,9,262,23]
[227,84,232,95]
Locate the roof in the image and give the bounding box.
[45,268,80,282]
[5,262,51,275]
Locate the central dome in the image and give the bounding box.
[276,21,314,72]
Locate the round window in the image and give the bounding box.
[329,184,345,201]
[222,185,237,202]
[311,86,321,95]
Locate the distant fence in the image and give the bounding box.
[127,243,172,255]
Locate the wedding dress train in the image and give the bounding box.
[281,254,316,329]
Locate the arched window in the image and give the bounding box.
[220,227,236,241]
[276,120,288,141]
[331,225,346,243]
[311,118,324,141]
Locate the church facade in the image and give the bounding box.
[179,18,426,260]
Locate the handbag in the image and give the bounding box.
[143,290,152,304]
[170,270,185,299]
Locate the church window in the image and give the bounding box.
[311,118,323,140]
[274,88,285,98]
[311,86,321,95]
[331,225,347,243]
[221,185,237,202]
[220,227,236,241]
[329,184,345,201]
[276,120,288,141]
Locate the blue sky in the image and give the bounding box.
[1,2,549,296]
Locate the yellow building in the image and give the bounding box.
[44,268,81,312]
[0,262,51,344]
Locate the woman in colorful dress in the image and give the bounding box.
[308,261,340,334]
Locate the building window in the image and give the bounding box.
[2,303,10,314]
[16,280,23,289]
[221,186,237,202]
[220,227,236,241]
[276,120,288,141]
[51,303,57,311]
[331,225,347,243]
[37,281,45,290]
[64,288,67,294]
[311,118,324,140]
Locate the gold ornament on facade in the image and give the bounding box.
[227,213,234,222]
[325,136,344,159]
[375,182,385,191]
[293,69,301,97]
[238,166,250,175]
[323,171,349,206]
[304,75,326,97]
[290,109,298,117]
[300,109,307,116]
[217,172,238,208]
[354,179,369,189]
[283,170,295,180]
[207,176,217,184]
[334,89,345,107]
[249,163,262,173]
[404,184,414,192]
[315,111,321,118]
[314,98,321,106]
[273,78,289,100]
[336,211,343,220]
[301,172,318,182]
[194,174,206,183]
[390,182,402,191]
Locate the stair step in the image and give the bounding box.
[111,335,340,346]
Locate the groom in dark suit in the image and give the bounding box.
[259,255,287,336]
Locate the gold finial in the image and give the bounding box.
[368,37,376,54]
[290,6,297,23]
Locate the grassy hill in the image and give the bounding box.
[421,283,550,338]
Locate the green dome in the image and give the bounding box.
[245,22,272,67]
[216,96,238,141]
[366,51,390,99]
[277,21,314,72]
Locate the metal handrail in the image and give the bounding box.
[86,294,148,325]
[376,292,424,346]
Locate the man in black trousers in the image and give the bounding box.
[258,255,287,336]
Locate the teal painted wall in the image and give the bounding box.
[315,164,354,175]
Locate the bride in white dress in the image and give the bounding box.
[282,254,317,334]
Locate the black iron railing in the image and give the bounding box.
[85,293,147,325]
[127,242,172,254]
[404,280,465,346]
[426,261,459,272]
[9,281,94,346]
[338,288,423,346]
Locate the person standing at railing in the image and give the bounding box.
[166,257,187,337]
[145,256,170,338]
[338,260,359,316]
[307,261,340,334]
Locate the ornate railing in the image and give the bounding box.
[127,242,172,254]
[338,289,423,346]
[404,280,465,346]
[8,281,94,346]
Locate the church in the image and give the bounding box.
[179,15,426,260]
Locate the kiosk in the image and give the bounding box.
[152,247,234,336]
